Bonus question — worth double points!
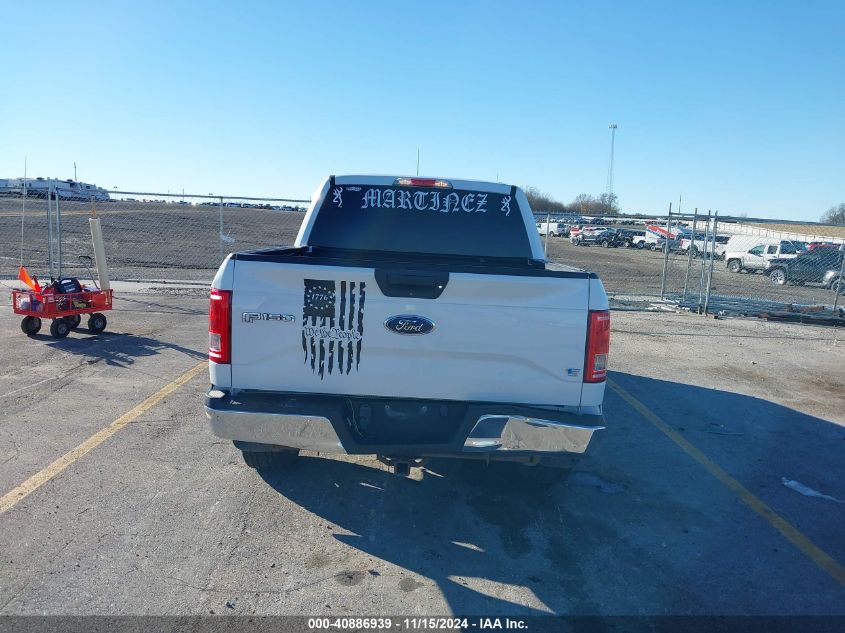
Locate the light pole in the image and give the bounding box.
[606,124,618,214]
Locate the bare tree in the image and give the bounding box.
[598,193,620,215]
[820,203,845,225]
[570,194,603,215]
[524,187,569,215]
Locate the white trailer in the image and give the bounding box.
[5,178,111,201]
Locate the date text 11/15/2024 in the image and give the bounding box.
[307,616,528,630]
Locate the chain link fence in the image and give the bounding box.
[2,188,843,318]
[0,189,307,283]
[532,210,845,315]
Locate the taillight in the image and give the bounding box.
[584,310,610,383]
[209,288,232,364]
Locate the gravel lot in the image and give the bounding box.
[544,237,844,306]
[0,288,843,617]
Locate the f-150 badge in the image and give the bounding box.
[242,312,294,323]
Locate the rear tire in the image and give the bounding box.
[636,241,645,249]
[727,259,742,273]
[768,268,786,285]
[241,448,300,471]
[87,312,107,333]
[601,239,610,248]
[67,314,82,329]
[21,316,42,336]
[50,318,70,339]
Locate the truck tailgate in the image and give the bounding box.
[230,260,590,406]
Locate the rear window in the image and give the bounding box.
[307,182,533,259]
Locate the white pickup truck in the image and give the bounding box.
[205,176,609,479]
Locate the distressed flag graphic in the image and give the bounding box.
[302,279,366,379]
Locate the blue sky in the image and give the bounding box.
[1,1,842,221]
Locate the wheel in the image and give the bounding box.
[727,259,742,273]
[601,239,610,248]
[50,318,70,339]
[690,246,699,258]
[768,268,786,285]
[636,241,645,249]
[830,277,845,294]
[87,312,107,333]
[20,316,42,336]
[67,314,82,329]
[240,448,299,471]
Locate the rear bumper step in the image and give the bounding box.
[205,389,604,458]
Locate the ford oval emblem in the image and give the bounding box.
[384,315,435,336]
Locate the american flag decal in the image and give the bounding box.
[302,279,366,379]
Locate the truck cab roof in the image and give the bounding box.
[295,175,546,262]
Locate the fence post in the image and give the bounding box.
[659,203,672,299]
[833,250,845,311]
[682,208,698,301]
[218,197,225,261]
[703,211,718,314]
[46,180,54,279]
[19,177,27,268]
[56,188,62,278]
[698,210,711,310]
[543,212,550,257]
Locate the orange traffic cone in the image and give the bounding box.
[18,266,41,292]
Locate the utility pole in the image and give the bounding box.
[74,162,77,181]
[606,123,618,214]
[416,149,420,176]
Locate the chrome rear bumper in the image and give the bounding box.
[463,415,601,454]
[207,407,346,453]
[205,389,604,457]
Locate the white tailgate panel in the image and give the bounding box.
[231,262,588,406]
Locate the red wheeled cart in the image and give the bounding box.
[12,288,113,338]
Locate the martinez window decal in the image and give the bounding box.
[309,183,533,259]
[333,186,492,214]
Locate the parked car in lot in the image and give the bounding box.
[724,237,807,273]
[679,234,730,258]
[536,221,567,237]
[616,229,646,248]
[574,227,623,247]
[206,175,610,481]
[630,234,649,249]
[807,241,842,251]
[649,236,683,252]
[764,247,845,289]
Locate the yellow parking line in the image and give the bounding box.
[607,379,845,588]
[0,362,206,515]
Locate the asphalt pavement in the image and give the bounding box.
[0,290,843,616]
